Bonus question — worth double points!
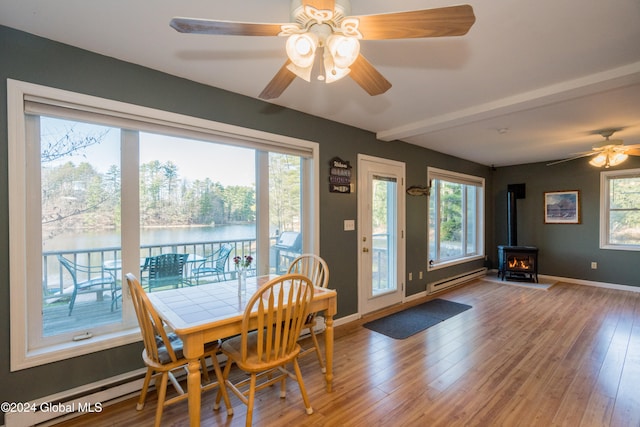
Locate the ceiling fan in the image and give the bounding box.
[170,0,476,99]
[547,129,640,168]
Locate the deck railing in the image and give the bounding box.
[43,238,258,298]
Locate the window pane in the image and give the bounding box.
[139,133,257,282]
[428,172,484,267]
[466,187,477,254]
[428,183,437,259]
[610,211,640,245]
[610,177,640,209]
[371,177,397,295]
[439,181,463,259]
[41,117,122,336]
[269,153,302,273]
[606,174,640,247]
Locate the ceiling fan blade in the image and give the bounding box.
[259,61,297,100]
[301,0,335,10]
[170,17,284,36]
[546,152,597,166]
[349,54,392,96]
[352,5,476,40]
[626,148,640,156]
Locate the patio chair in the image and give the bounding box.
[125,273,232,427]
[57,255,116,316]
[192,244,233,285]
[215,274,314,427]
[142,253,189,291]
[287,254,330,372]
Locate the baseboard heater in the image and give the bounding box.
[428,267,487,294]
[4,369,147,427]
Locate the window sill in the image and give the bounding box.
[428,254,485,272]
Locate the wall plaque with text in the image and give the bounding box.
[329,157,352,193]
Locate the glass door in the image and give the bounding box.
[358,155,405,314]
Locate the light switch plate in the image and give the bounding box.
[344,219,355,231]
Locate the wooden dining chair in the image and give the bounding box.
[287,253,330,372]
[216,274,314,427]
[125,273,232,427]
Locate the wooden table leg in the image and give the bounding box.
[324,314,334,392]
[186,359,201,426]
[183,336,204,427]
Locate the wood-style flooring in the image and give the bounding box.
[53,279,640,426]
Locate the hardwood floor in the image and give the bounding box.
[54,279,640,427]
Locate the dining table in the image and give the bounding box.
[147,274,338,426]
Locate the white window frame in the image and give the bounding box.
[599,168,640,251]
[427,167,485,270]
[8,79,320,371]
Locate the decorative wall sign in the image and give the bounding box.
[544,190,580,224]
[406,185,429,196]
[329,157,352,193]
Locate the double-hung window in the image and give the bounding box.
[8,79,319,370]
[427,167,484,269]
[600,168,640,250]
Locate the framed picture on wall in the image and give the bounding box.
[544,190,580,224]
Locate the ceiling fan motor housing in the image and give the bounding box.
[290,0,351,25]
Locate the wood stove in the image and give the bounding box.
[498,245,538,282]
[497,184,539,283]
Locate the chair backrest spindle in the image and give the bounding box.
[240,274,313,365]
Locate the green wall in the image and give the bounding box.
[0,26,490,410]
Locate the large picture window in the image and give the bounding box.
[600,168,640,251]
[427,167,484,269]
[8,80,319,370]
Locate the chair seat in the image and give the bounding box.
[156,333,221,365]
[77,276,113,290]
[194,267,220,275]
[222,332,301,373]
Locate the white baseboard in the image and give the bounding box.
[541,274,640,293]
[486,268,640,293]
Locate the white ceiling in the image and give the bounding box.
[2,0,640,167]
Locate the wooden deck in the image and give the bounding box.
[43,277,232,336]
[52,279,640,426]
[43,292,122,336]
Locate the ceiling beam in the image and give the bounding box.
[376,62,640,142]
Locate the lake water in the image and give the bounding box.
[43,223,257,252]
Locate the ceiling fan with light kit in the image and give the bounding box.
[170,0,476,99]
[547,129,640,168]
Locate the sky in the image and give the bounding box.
[42,117,256,187]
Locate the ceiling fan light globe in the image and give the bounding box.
[609,152,628,167]
[323,48,351,83]
[589,153,608,167]
[286,62,313,82]
[325,66,350,83]
[286,33,318,68]
[327,34,360,69]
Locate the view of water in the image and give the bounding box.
[43,223,257,252]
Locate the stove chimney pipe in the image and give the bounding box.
[507,184,526,246]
